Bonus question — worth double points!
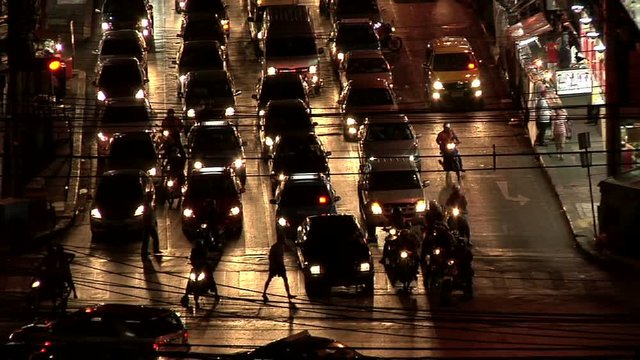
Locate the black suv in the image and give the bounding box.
[178,13,228,45]
[259,99,316,159]
[98,0,155,51]
[96,98,155,156]
[186,121,247,186]
[270,173,340,241]
[182,69,240,125]
[181,167,244,239]
[252,72,309,117]
[179,0,230,37]
[269,133,331,195]
[174,40,228,98]
[294,214,374,296]
[106,131,162,187]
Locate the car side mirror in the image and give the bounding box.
[325,151,332,156]
[91,80,97,86]
[334,196,341,202]
[240,187,246,193]
[337,98,344,105]
[422,180,430,188]
[251,94,258,100]
[234,90,242,96]
[144,78,149,83]
[92,49,100,55]
[269,199,277,204]
[94,8,102,13]
[171,60,177,65]
[147,4,153,11]
[415,133,422,138]
[176,33,183,38]
[317,47,325,54]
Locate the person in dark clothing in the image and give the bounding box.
[141,204,161,257]
[184,239,219,300]
[262,240,296,302]
[445,184,468,212]
[162,108,184,143]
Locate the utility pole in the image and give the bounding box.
[604,0,623,177]
[2,0,36,197]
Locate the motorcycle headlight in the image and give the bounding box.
[197,272,206,281]
[91,208,102,219]
[447,259,455,266]
[135,89,145,99]
[233,158,244,168]
[147,167,157,176]
[337,52,344,61]
[433,248,441,255]
[278,173,285,181]
[140,18,149,27]
[97,132,109,142]
[371,202,382,215]
[189,272,197,281]
[265,136,274,147]
[471,78,481,88]
[134,205,145,216]
[229,206,241,216]
[183,208,194,218]
[400,251,408,259]
[259,109,265,116]
[31,280,41,288]
[359,262,370,272]
[266,67,277,76]
[409,154,415,162]
[346,117,357,126]
[416,199,427,212]
[309,265,321,275]
[193,161,203,169]
[309,65,317,74]
[446,142,456,150]
[225,106,235,116]
[167,179,175,188]
[452,207,460,217]
[187,108,196,118]
[277,217,288,227]
[389,228,397,236]
[97,90,106,102]
[433,81,444,90]
[101,22,111,31]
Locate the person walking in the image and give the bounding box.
[262,240,296,303]
[141,203,161,257]
[552,107,568,160]
[535,90,553,146]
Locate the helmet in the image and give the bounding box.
[451,183,461,193]
[426,201,444,222]
[167,108,175,115]
[443,122,451,130]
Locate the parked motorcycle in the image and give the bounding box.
[375,22,403,52]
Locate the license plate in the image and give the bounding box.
[450,90,464,97]
[443,276,453,281]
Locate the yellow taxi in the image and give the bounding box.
[423,36,483,109]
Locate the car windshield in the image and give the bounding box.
[183,22,226,44]
[366,123,414,141]
[261,82,306,102]
[265,36,317,57]
[109,137,156,160]
[433,52,477,71]
[265,109,311,132]
[346,57,389,73]
[185,0,226,13]
[280,183,331,207]
[181,47,223,69]
[102,105,150,124]
[98,65,143,87]
[103,0,146,16]
[96,176,143,203]
[101,39,143,58]
[191,129,238,153]
[369,170,421,190]
[335,0,379,16]
[336,27,378,50]
[346,88,394,106]
[186,175,237,198]
[307,217,360,244]
[275,139,324,159]
[185,81,233,99]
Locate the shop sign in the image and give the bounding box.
[555,69,593,95]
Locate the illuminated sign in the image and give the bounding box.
[555,68,593,95]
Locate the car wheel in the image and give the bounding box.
[363,277,374,294]
[305,280,327,298]
[366,224,377,242]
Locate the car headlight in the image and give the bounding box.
[90,208,102,219]
[309,265,321,275]
[433,81,444,90]
[179,0,186,9]
[267,67,277,76]
[31,280,41,288]
[187,108,196,118]
[389,228,397,236]
[179,74,187,83]
[265,136,274,147]
[416,199,427,212]
[101,22,111,31]
[400,250,408,259]
[359,262,370,272]
[258,109,265,116]
[229,206,241,216]
[337,52,344,61]
[134,205,145,216]
[97,90,106,102]
[278,173,285,181]
[193,161,203,169]
[447,259,455,266]
[471,78,481,88]
[452,207,460,217]
[433,247,441,255]
[346,117,357,126]
[147,167,157,176]
[97,132,109,142]
[309,65,317,74]
[183,208,194,218]
[257,31,263,40]
[277,217,288,227]
[233,158,244,168]
[140,18,149,27]
[371,202,382,215]
[221,19,230,31]
[225,106,235,116]
[135,89,145,99]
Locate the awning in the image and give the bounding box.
[506,12,553,45]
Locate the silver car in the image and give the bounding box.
[358,114,421,170]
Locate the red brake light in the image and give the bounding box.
[183,330,189,343]
[467,62,476,70]
[48,60,62,71]
[153,342,159,351]
[318,196,328,204]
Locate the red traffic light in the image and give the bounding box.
[48,60,62,71]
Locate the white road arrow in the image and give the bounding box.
[496,181,530,206]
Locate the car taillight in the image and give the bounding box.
[182,330,189,343]
[153,342,159,351]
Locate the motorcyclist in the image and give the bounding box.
[445,184,471,245]
[162,109,184,143]
[435,123,464,172]
[185,239,219,301]
[161,135,186,184]
[380,206,407,264]
[41,244,77,299]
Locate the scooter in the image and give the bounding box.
[374,22,403,52]
[382,227,419,292]
[28,273,71,314]
[446,206,470,243]
[180,262,216,309]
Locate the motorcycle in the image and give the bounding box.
[423,235,473,304]
[374,22,403,52]
[440,142,462,183]
[196,222,224,252]
[382,227,419,291]
[446,206,470,242]
[180,261,216,309]
[28,273,71,314]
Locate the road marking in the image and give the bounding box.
[496,180,530,205]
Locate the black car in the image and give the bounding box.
[106,131,162,186]
[329,0,382,25]
[174,40,228,98]
[328,19,380,70]
[99,0,155,50]
[181,167,244,239]
[182,70,240,124]
[252,72,310,117]
[94,29,148,75]
[179,0,230,36]
[89,170,155,241]
[269,133,331,195]
[178,13,228,45]
[259,99,316,159]
[93,57,148,105]
[96,98,156,156]
[7,303,189,358]
[294,214,374,295]
[186,120,247,186]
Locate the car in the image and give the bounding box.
[338,49,393,90]
[269,132,331,195]
[293,214,374,295]
[259,99,316,159]
[181,167,244,239]
[181,69,241,125]
[174,40,228,98]
[89,169,155,240]
[178,0,230,36]
[358,114,421,170]
[178,13,228,44]
[252,71,309,117]
[7,303,189,357]
[358,158,429,240]
[338,78,399,141]
[94,30,148,75]
[327,19,380,71]
[329,0,382,25]
[106,131,163,186]
[247,0,299,43]
[270,173,340,241]
[423,36,483,109]
[96,98,156,156]
[98,0,155,51]
[186,120,247,186]
[92,57,148,105]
